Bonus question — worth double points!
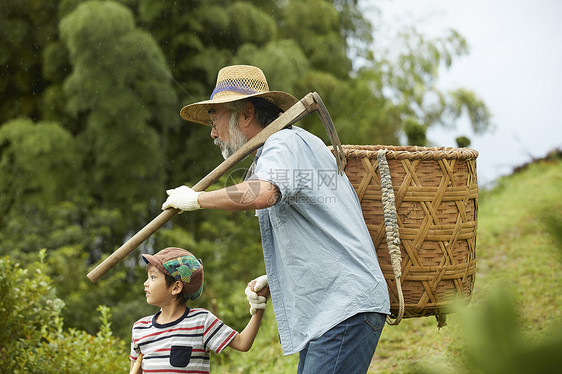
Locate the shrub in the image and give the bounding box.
[0,251,128,373]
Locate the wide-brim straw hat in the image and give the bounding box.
[180,65,299,125]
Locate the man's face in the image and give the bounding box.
[209,104,249,160]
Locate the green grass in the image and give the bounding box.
[213,158,562,373]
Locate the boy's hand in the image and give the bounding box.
[245,275,269,315]
[249,280,270,298]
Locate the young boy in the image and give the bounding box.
[129,247,269,373]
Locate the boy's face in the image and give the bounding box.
[144,264,178,307]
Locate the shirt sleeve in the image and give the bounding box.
[203,312,238,354]
[130,334,140,361]
[253,132,302,203]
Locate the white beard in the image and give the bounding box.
[214,114,249,160]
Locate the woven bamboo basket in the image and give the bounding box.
[337,145,478,325]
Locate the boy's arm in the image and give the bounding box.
[227,309,265,352]
[228,281,270,352]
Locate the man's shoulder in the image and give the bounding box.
[265,126,322,148]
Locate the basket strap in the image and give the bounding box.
[377,149,405,325]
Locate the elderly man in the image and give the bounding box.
[162,65,389,374]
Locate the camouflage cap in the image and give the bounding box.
[142,247,204,301]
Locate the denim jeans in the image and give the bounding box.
[297,312,386,374]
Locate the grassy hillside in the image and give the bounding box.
[215,156,562,373]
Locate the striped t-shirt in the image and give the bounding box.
[130,307,237,373]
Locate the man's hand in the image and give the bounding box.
[161,186,202,211]
[245,275,269,315]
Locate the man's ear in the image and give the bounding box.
[241,101,255,123]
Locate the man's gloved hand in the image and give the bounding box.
[161,186,202,212]
[245,275,269,315]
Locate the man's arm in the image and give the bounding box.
[198,180,280,211]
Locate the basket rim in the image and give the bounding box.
[336,145,479,161]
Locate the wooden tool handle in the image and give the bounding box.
[87,93,316,282]
[130,353,143,374]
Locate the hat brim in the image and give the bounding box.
[142,254,167,276]
[180,91,299,125]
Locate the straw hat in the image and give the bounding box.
[180,65,299,125]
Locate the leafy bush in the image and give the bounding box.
[409,286,562,374]
[404,118,427,146]
[455,135,471,148]
[0,252,128,373]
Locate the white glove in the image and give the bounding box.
[253,275,269,292]
[161,186,202,211]
[245,275,269,315]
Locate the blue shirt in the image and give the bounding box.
[250,126,390,355]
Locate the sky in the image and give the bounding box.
[370,0,562,188]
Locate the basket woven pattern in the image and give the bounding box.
[340,145,478,319]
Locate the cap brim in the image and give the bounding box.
[142,254,167,276]
[180,91,299,125]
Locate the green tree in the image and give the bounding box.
[404,118,427,146]
[335,26,491,146]
[0,0,183,338]
[456,135,471,148]
[0,0,59,123]
[59,0,179,219]
[0,118,80,220]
